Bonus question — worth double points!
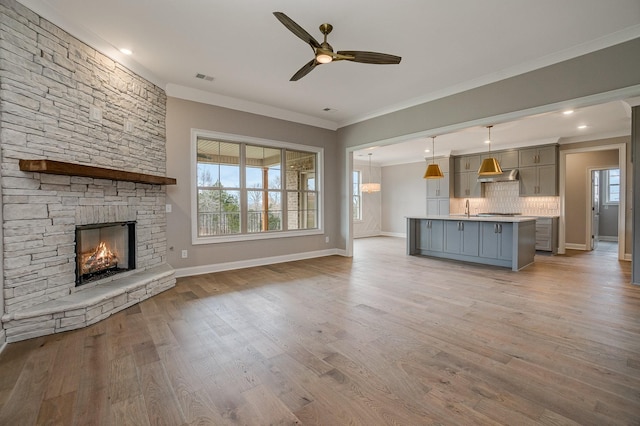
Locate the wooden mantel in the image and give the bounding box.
[19,159,177,185]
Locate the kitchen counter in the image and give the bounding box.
[413,214,538,223]
[407,216,536,271]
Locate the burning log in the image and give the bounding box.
[81,241,119,275]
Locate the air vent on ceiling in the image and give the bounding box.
[195,73,214,82]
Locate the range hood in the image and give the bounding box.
[477,169,519,183]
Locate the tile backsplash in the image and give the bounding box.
[450,181,560,216]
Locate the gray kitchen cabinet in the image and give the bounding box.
[479,222,513,261]
[519,164,558,196]
[481,150,519,169]
[407,217,536,271]
[426,198,450,215]
[535,217,558,253]
[444,220,479,256]
[454,155,481,172]
[426,171,450,198]
[454,172,484,198]
[417,219,444,252]
[426,157,453,215]
[519,145,557,167]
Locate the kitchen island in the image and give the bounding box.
[407,215,537,271]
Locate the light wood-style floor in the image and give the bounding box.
[1,237,639,425]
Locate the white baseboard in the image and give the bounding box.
[597,236,618,242]
[565,243,587,250]
[380,231,405,238]
[174,248,346,278]
[354,231,382,239]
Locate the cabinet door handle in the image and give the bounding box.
[498,224,502,233]
[460,222,464,231]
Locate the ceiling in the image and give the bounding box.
[17,0,640,164]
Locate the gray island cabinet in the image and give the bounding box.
[407,216,537,271]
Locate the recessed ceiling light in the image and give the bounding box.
[120,48,133,55]
[563,110,574,115]
[484,140,491,144]
[424,149,430,153]
[578,124,588,129]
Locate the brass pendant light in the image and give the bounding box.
[478,125,503,175]
[360,152,381,193]
[423,136,444,179]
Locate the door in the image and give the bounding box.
[591,170,600,250]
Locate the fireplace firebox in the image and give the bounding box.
[75,221,136,286]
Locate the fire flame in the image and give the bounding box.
[81,241,119,275]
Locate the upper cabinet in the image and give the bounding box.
[454,155,481,172]
[518,145,558,196]
[481,150,519,169]
[519,145,557,167]
[453,154,483,198]
[452,144,558,198]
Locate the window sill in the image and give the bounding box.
[192,228,324,245]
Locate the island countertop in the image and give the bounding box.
[407,215,538,223]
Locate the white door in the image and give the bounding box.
[591,170,600,250]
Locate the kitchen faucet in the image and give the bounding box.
[465,199,470,217]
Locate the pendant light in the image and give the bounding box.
[478,125,503,175]
[360,152,381,193]
[423,136,444,179]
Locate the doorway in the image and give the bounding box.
[559,143,626,260]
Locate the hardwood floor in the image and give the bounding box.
[1,236,639,425]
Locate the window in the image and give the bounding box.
[193,132,322,243]
[353,170,362,221]
[604,168,620,204]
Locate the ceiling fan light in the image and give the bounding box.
[478,157,503,175]
[316,53,333,63]
[423,163,444,179]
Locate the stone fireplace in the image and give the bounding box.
[0,0,176,343]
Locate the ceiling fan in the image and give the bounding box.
[273,12,402,81]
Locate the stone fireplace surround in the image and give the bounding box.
[0,0,176,342]
[1,181,176,343]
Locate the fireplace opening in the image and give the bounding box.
[75,221,136,286]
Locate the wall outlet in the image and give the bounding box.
[325,236,329,243]
[124,119,134,133]
[89,105,102,123]
[166,204,172,213]
[181,249,188,258]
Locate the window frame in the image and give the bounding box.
[603,168,620,205]
[352,169,363,222]
[191,129,323,244]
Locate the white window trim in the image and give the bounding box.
[352,168,363,223]
[191,129,324,244]
[603,168,620,206]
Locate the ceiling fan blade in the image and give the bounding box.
[290,59,318,81]
[273,12,321,50]
[337,51,402,64]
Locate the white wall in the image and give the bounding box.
[381,162,427,236]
